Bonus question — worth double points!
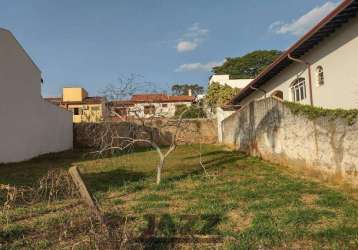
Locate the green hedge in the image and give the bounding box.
[284,101,358,126]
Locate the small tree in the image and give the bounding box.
[90,78,201,185]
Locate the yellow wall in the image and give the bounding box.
[67,104,104,123]
[63,87,88,102]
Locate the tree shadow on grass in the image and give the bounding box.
[0,150,93,186]
[0,148,151,187]
[182,150,247,160]
[82,169,147,193]
[163,152,245,184]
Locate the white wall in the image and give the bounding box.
[0,28,73,163]
[209,75,253,89]
[129,102,192,118]
[216,107,235,143]
[239,16,358,110]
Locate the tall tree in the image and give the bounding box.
[213,50,282,79]
[171,84,204,96]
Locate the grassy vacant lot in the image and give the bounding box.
[1,145,358,249]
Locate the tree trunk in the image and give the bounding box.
[156,158,164,185]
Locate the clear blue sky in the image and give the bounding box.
[0,0,339,96]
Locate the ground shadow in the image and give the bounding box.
[82,168,146,193]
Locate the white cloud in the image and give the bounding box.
[175,60,224,72]
[270,1,339,36]
[176,41,198,52]
[176,23,209,53]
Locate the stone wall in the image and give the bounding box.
[222,97,358,186]
[74,118,217,149]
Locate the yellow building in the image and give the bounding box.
[45,87,107,123]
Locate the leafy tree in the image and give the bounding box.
[212,50,282,79]
[171,84,204,96]
[174,105,207,119]
[205,82,241,109]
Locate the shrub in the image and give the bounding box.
[175,105,207,119]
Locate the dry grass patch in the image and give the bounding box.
[301,194,319,205]
[226,209,253,232]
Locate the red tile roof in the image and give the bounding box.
[109,100,135,107]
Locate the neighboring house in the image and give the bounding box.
[0,28,73,163]
[46,87,107,123]
[109,93,195,119]
[232,0,358,110]
[209,75,253,89]
[108,100,134,120]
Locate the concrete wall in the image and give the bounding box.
[222,97,358,186]
[0,28,73,163]
[216,107,235,143]
[74,119,217,148]
[239,15,358,110]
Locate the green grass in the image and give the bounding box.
[1,145,358,249]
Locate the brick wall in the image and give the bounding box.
[74,118,217,149]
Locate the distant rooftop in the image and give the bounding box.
[44,96,105,105]
[131,93,195,103]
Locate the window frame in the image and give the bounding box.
[73,108,80,115]
[290,78,307,102]
[316,66,324,86]
[144,105,156,115]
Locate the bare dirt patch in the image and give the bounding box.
[301,194,319,205]
[226,209,253,232]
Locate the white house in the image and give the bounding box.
[0,28,73,163]
[232,0,358,110]
[109,93,195,119]
[209,75,253,89]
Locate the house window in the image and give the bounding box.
[144,105,155,115]
[73,108,80,115]
[316,66,324,86]
[271,90,283,100]
[162,103,168,108]
[290,78,306,102]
